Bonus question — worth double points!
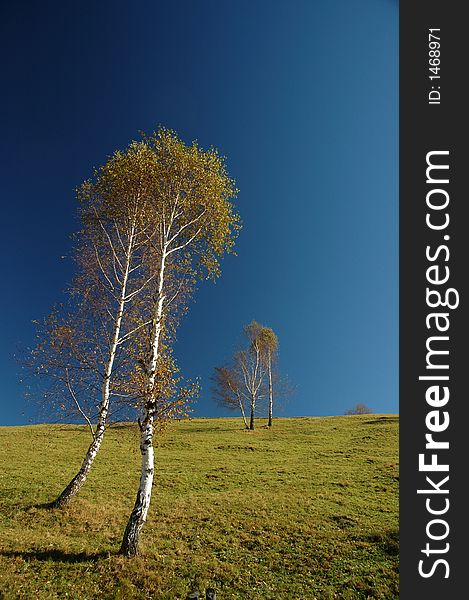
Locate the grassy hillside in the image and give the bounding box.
[0,416,398,599]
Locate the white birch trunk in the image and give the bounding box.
[120,249,167,556]
[249,346,260,430]
[268,353,273,427]
[239,397,249,429]
[119,416,155,556]
[249,395,256,430]
[53,226,135,508]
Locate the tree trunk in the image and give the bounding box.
[249,396,255,430]
[120,248,167,556]
[119,417,154,557]
[52,422,106,507]
[239,397,248,429]
[268,353,273,427]
[52,225,135,508]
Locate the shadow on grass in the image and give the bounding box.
[364,416,400,425]
[32,501,58,510]
[351,529,399,556]
[0,548,111,564]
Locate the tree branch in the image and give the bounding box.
[116,319,153,346]
[123,272,158,303]
[93,207,124,272]
[65,368,95,439]
[93,244,115,291]
[166,208,206,246]
[166,226,202,256]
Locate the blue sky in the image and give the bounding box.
[0,0,398,425]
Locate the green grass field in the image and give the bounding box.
[0,416,399,599]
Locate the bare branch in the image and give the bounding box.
[93,244,115,291]
[114,219,127,254]
[93,207,124,272]
[65,369,95,440]
[166,208,206,246]
[116,319,153,346]
[166,226,203,256]
[111,251,123,286]
[128,262,143,274]
[123,272,158,303]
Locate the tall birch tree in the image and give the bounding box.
[119,128,240,557]
[30,142,164,507]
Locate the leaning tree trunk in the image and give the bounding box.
[51,414,107,508]
[239,398,249,429]
[52,226,135,508]
[120,249,166,557]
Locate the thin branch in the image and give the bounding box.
[114,219,127,254]
[134,220,154,240]
[166,226,202,256]
[111,251,123,286]
[166,208,206,246]
[65,369,95,439]
[93,207,124,272]
[93,244,115,291]
[142,228,164,254]
[97,313,113,355]
[123,272,158,303]
[164,193,181,240]
[161,204,167,238]
[128,262,143,274]
[116,319,153,346]
[163,271,189,308]
[104,306,116,321]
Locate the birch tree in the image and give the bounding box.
[211,365,249,429]
[241,321,270,430]
[119,128,240,557]
[212,322,267,432]
[257,326,278,427]
[212,322,287,429]
[30,142,164,507]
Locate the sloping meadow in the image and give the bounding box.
[0,416,398,599]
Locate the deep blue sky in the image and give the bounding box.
[0,0,398,425]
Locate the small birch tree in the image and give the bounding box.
[213,322,268,432]
[212,322,289,429]
[257,326,278,427]
[211,365,249,429]
[240,321,269,430]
